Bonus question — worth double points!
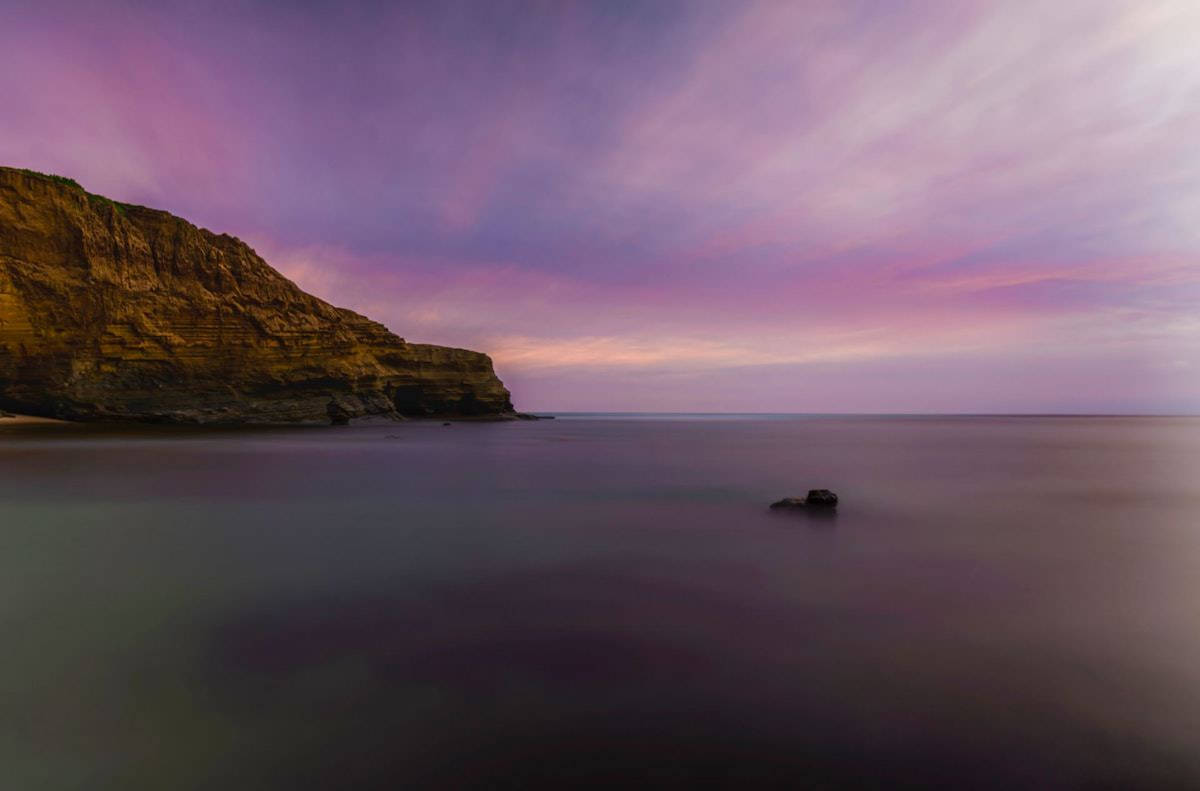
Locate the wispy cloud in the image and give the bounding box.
[2,0,1197,410]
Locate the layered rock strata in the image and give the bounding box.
[0,167,514,424]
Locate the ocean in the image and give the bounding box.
[2,414,1198,789]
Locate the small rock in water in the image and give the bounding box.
[805,489,838,508]
[769,489,839,509]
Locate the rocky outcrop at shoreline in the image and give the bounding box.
[0,167,515,424]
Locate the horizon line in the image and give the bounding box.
[531,411,1199,417]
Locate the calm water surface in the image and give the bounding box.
[2,415,1198,789]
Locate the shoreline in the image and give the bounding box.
[0,412,553,430]
[0,413,69,426]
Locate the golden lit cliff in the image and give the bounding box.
[0,167,514,424]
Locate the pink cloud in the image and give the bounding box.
[2,0,1198,411]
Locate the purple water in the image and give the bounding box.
[2,415,1198,789]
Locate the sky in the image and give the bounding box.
[2,0,1198,413]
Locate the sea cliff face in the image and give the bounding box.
[0,167,514,424]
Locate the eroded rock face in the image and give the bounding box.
[0,167,515,424]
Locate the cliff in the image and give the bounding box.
[0,167,515,424]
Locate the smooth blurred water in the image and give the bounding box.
[1,415,1198,789]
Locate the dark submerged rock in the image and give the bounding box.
[769,489,839,509]
[805,489,839,508]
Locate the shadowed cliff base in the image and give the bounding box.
[0,167,515,425]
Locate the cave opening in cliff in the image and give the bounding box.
[391,384,431,417]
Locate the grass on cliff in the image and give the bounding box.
[16,168,83,190]
[14,167,139,216]
[86,192,137,216]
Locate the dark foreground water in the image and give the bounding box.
[2,415,1198,790]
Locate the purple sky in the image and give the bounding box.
[3,0,1198,412]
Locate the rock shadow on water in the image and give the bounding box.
[767,505,839,528]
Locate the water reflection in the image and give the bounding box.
[1,416,1198,789]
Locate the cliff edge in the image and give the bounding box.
[0,167,515,424]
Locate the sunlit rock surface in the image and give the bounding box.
[0,167,514,424]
